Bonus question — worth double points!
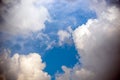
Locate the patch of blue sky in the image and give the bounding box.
[0,0,97,54]
[0,32,79,80]
[42,44,79,80]
[44,1,96,34]
[0,31,58,56]
[0,1,97,80]
[0,34,44,55]
[12,38,48,55]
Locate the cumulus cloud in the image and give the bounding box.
[57,27,73,46]
[0,49,51,80]
[56,0,120,80]
[56,65,94,80]
[57,30,71,46]
[0,0,50,35]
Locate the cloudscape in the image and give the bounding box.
[0,0,120,80]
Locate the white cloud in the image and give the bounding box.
[56,0,120,80]
[37,0,55,4]
[56,65,94,80]
[57,28,72,46]
[57,30,70,46]
[0,49,51,80]
[0,0,50,35]
[36,32,50,40]
[45,40,56,50]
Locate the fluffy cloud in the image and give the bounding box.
[57,27,73,46]
[56,65,94,80]
[56,0,120,80]
[57,30,71,46]
[0,0,50,35]
[0,49,51,80]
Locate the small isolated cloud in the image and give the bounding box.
[0,49,51,80]
[36,32,56,50]
[57,27,73,46]
[57,30,71,46]
[45,40,56,50]
[56,0,120,80]
[0,0,50,35]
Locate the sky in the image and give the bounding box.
[0,0,120,80]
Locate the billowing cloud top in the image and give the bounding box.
[0,50,51,80]
[56,0,120,80]
[57,27,72,46]
[0,0,50,35]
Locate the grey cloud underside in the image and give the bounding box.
[0,50,17,80]
[80,32,120,80]
[74,8,120,80]
[106,0,120,7]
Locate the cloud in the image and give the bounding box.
[0,49,51,80]
[106,0,120,7]
[56,0,120,80]
[57,29,72,46]
[0,0,50,35]
[45,40,56,50]
[56,66,94,80]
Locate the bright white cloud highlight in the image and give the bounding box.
[0,0,50,35]
[57,28,72,46]
[0,50,51,80]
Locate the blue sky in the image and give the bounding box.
[0,0,96,80]
[42,45,79,80]
[1,0,119,80]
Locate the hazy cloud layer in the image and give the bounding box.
[0,0,50,35]
[0,49,51,80]
[56,0,120,80]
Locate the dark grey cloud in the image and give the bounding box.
[0,50,17,80]
[106,0,120,7]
